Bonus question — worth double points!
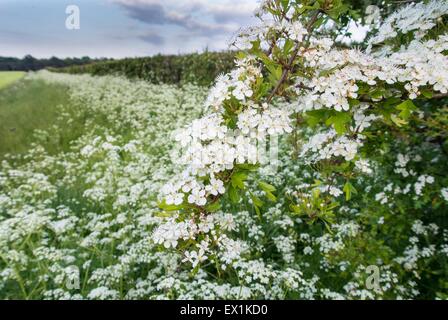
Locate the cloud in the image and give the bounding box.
[112,0,257,37]
[206,2,258,24]
[139,32,165,45]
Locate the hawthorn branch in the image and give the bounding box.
[267,10,322,103]
[358,92,448,104]
[199,11,324,214]
[431,92,448,99]
[296,83,313,91]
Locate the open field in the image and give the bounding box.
[0,77,73,157]
[0,71,209,299]
[0,71,25,89]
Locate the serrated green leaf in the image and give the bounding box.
[259,181,276,192]
[326,111,351,135]
[231,172,247,189]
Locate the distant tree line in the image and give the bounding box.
[52,51,236,86]
[0,55,111,71]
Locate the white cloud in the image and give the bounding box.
[112,0,258,36]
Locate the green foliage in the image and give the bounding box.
[52,51,236,87]
[343,181,357,201]
[0,55,103,72]
[326,111,352,135]
[259,181,277,202]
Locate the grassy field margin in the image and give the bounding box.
[0,71,25,89]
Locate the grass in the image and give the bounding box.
[0,71,25,89]
[0,78,78,158]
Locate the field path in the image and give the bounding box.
[0,71,25,89]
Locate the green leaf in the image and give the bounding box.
[259,181,276,192]
[229,185,240,204]
[280,0,290,12]
[305,109,327,127]
[258,181,277,202]
[154,212,173,218]
[254,205,261,219]
[236,51,248,60]
[158,200,183,211]
[290,204,303,215]
[391,114,408,127]
[205,201,221,212]
[231,172,247,190]
[326,111,351,135]
[236,163,259,171]
[343,181,357,201]
[369,88,385,100]
[249,192,264,208]
[250,192,264,220]
[421,89,433,99]
[265,191,277,202]
[266,64,283,82]
[396,100,417,120]
[283,39,294,55]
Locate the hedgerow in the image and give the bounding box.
[51,51,235,87]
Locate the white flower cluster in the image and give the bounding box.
[368,0,448,46]
[159,1,448,257]
[387,37,448,98]
[442,187,448,202]
[162,107,292,207]
[394,153,414,177]
[205,56,261,111]
[355,159,373,175]
[298,38,448,112]
[152,211,237,266]
[395,220,439,272]
[414,175,435,196]
[231,13,308,50]
[300,129,362,162]
[160,57,294,209]
[297,47,374,112]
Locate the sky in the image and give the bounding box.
[0,0,367,59]
[0,0,260,58]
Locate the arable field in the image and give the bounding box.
[0,71,25,90]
